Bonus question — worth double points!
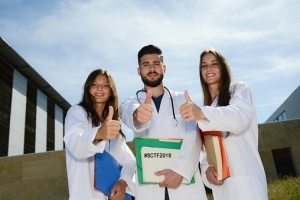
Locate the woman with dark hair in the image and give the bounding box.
[180,49,267,200]
[64,69,135,200]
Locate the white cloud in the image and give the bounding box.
[1,0,299,124]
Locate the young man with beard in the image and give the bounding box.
[120,45,207,200]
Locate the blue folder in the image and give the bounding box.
[94,150,132,200]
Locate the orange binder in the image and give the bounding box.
[201,131,230,181]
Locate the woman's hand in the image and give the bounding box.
[206,166,224,185]
[110,179,127,200]
[180,90,206,121]
[95,106,120,141]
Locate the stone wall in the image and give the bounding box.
[0,151,68,200]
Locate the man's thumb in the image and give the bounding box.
[184,90,192,102]
[144,89,152,104]
[106,106,114,120]
[154,169,167,176]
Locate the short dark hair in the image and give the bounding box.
[138,45,163,65]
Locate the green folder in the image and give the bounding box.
[134,137,195,184]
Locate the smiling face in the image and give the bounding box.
[89,74,111,104]
[200,53,221,87]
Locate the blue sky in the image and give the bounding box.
[1,0,300,139]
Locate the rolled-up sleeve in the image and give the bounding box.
[198,82,255,134]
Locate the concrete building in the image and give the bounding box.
[266,85,300,122]
[262,85,300,180]
[0,37,70,157]
[259,119,300,180]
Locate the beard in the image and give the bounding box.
[141,72,164,87]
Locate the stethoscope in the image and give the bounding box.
[136,86,178,127]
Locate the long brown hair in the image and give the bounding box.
[199,49,232,106]
[79,69,125,137]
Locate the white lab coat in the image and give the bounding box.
[64,105,136,200]
[120,88,207,200]
[198,81,268,200]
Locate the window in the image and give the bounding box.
[282,111,288,120]
[274,111,288,122]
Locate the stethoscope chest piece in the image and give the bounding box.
[172,118,178,127]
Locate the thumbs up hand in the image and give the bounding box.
[180,90,203,121]
[134,89,154,124]
[184,90,192,102]
[95,106,120,141]
[144,89,152,104]
[106,105,114,120]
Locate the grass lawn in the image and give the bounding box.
[205,176,300,200]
